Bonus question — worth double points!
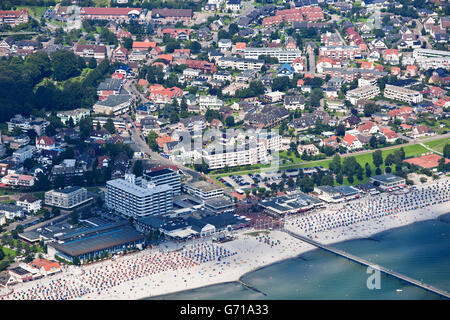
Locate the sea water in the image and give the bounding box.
[149,213,450,300]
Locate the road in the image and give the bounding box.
[123,112,202,182]
[411,19,431,49]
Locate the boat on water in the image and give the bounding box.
[396,289,403,292]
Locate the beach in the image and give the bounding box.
[2,177,449,300]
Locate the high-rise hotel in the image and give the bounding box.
[106,174,173,218]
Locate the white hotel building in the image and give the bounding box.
[413,49,450,70]
[202,140,269,170]
[244,48,303,63]
[346,85,380,105]
[384,84,423,104]
[105,175,173,218]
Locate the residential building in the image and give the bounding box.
[0,203,23,220]
[16,195,41,213]
[45,187,90,209]
[1,174,35,188]
[346,85,380,105]
[12,145,35,164]
[319,45,361,60]
[93,94,132,115]
[384,84,423,104]
[80,7,144,23]
[0,9,29,27]
[217,57,264,71]
[35,136,55,151]
[57,108,90,125]
[244,47,303,63]
[74,44,107,60]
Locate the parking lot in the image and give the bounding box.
[216,166,330,192]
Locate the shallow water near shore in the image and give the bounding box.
[149,212,450,300]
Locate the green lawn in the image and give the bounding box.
[16,6,48,18]
[209,143,430,179]
[424,137,450,153]
[1,246,16,259]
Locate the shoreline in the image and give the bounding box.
[148,207,450,300]
[4,179,449,300]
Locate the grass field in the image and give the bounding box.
[210,143,431,180]
[1,246,16,259]
[16,6,48,18]
[424,137,450,153]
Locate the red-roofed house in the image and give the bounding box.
[132,38,156,51]
[148,87,183,104]
[156,134,174,148]
[97,156,110,169]
[36,136,55,150]
[383,49,400,64]
[323,135,339,149]
[112,45,128,63]
[341,133,363,150]
[429,86,446,98]
[357,121,379,135]
[30,258,61,276]
[391,67,401,76]
[405,65,418,77]
[291,57,304,73]
[411,125,434,138]
[381,128,399,142]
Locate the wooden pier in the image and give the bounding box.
[285,230,450,299]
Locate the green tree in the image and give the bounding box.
[51,50,81,81]
[133,160,144,177]
[372,150,383,167]
[104,118,116,134]
[225,116,235,127]
[329,154,342,174]
[147,130,159,151]
[88,57,97,69]
[365,163,372,178]
[443,144,450,159]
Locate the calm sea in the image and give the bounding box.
[149,213,450,300]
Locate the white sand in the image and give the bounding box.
[3,178,449,300]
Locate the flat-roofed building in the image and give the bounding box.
[314,185,360,203]
[47,221,145,264]
[45,186,90,209]
[217,57,264,71]
[384,84,423,104]
[144,168,181,196]
[105,177,173,218]
[370,174,406,191]
[346,85,380,105]
[244,47,303,63]
[1,174,35,188]
[183,181,223,200]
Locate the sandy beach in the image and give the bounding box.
[2,178,449,300]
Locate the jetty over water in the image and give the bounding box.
[285,230,450,299]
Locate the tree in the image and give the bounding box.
[375,167,382,175]
[79,117,93,139]
[372,150,383,167]
[169,111,179,124]
[444,144,450,159]
[365,163,372,178]
[122,37,133,50]
[51,50,81,81]
[335,124,346,137]
[336,173,343,184]
[385,166,392,173]
[73,256,81,266]
[369,135,378,148]
[385,153,395,167]
[363,103,380,117]
[104,118,116,134]
[147,130,159,151]
[88,57,97,69]
[133,160,144,177]
[329,154,342,174]
[225,116,235,127]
